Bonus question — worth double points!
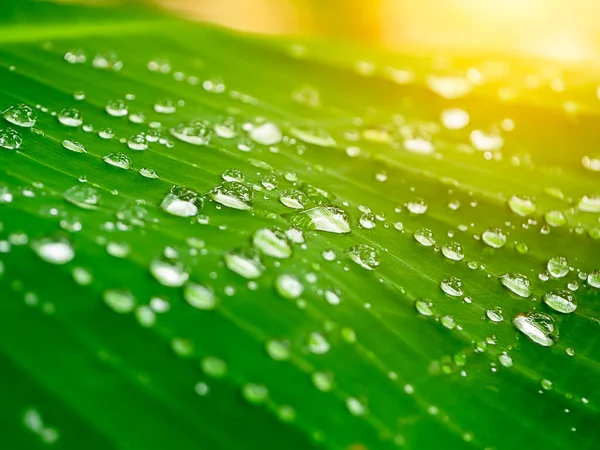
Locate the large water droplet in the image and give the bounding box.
[279,189,308,209]
[513,311,559,347]
[578,195,600,213]
[290,127,336,147]
[588,270,600,288]
[413,228,435,246]
[499,273,532,298]
[543,289,577,313]
[154,98,176,114]
[283,205,351,234]
[407,198,428,214]
[0,128,22,149]
[127,134,148,151]
[2,104,36,127]
[208,182,253,210]
[308,332,330,354]
[441,108,469,130]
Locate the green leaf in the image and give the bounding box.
[1,1,599,449]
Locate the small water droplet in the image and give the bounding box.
[154,98,176,114]
[103,289,136,313]
[283,205,351,234]
[508,195,536,216]
[127,134,148,151]
[57,107,83,127]
[407,198,428,214]
[308,332,330,354]
[252,228,292,259]
[242,383,268,404]
[208,182,253,210]
[201,356,227,378]
[184,282,217,309]
[441,242,464,261]
[105,99,128,117]
[249,122,282,145]
[547,256,569,278]
[486,307,504,322]
[266,339,291,360]
[415,299,434,316]
[103,152,132,169]
[482,228,507,248]
[63,185,100,209]
[61,139,86,153]
[224,248,264,279]
[150,258,189,287]
[160,185,203,217]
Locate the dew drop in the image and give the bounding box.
[275,274,304,299]
[0,128,22,149]
[103,289,136,313]
[283,205,351,234]
[252,228,292,259]
[2,104,36,127]
[441,242,464,261]
[346,244,380,270]
[103,152,132,169]
[61,139,86,153]
[184,282,217,310]
[170,120,211,145]
[63,185,100,209]
[208,182,254,210]
[499,273,532,298]
[249,122,282,145]
[57,107,83,127]
[513,311,559,347]
[547,256,569,278]
[224,248,264,279]
[32,238,74,264]
[413,228,435,246]
[482,228,507,248]
[160,185,203,217]
[440,276,463,297]
[105,99,128,117]
[543,289,577,313]
[149,258,189,287]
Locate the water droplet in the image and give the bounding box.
[135,306,156,328]
[540,379,553,390]
[160,185,203,217]
[103,289,136,313]
[498,352,513,367]
[547,256,569,278]
[72,266,92,285]
[324,289,341,305]
[275,274,304,299]
[224,248,264,279]
[543,289,577,313]
[249,122,282,145]
[170,120,211,145]
[276,405,296,422]
[57,107,83,127]
[106,241,130,258]
[440,108,469,130]
[139,167,159,179]
[63,185,100,209]
[486,307,504,322]
[441,315,456,329]
[105,99,128,117]
[544,210,567,227]
[513,311,558,347]
[201,356,227,378]
[266,339,291,360]
[172,338,194,357]
[470,130,503,151]
[103,152,132,169]
[404,136,434,155]
[208,182,253,210]
[252,228,292,259]
[290,127,336,147]
[499,273,532,298]
[0,128,22,149]
[261,174,278,191]
[93,51,122,70]
[150,258,189,287]
[127,134,148,151]
[441,242,464,261]
[308,332,330,354]
[346,244,380,270]
[312,371,334,391]
[415,299,434,316]
[2,104,36,127]
[64,48,86,64]
[359,213,376,229]
[413,228,435,246]
[32,238,74,264]
[582,155,600,172]
[154,98,176,114]
[283,205,351,234]
[221,168,244,183]
[279,189,307,209]
[426,75,472,99]
[482,228,507,248]
[440,277,463,297]
[61,139,86,153]
[184,282,217,310]
[508,195,536,216]
[578,195,600,213]
[566,347,576,357]
[242,383,268,404]
[98,128,115,139]
[407,198,428,214]
[588,270,600,288]
[346,397,367,416]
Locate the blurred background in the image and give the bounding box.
[157,0,600,63]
